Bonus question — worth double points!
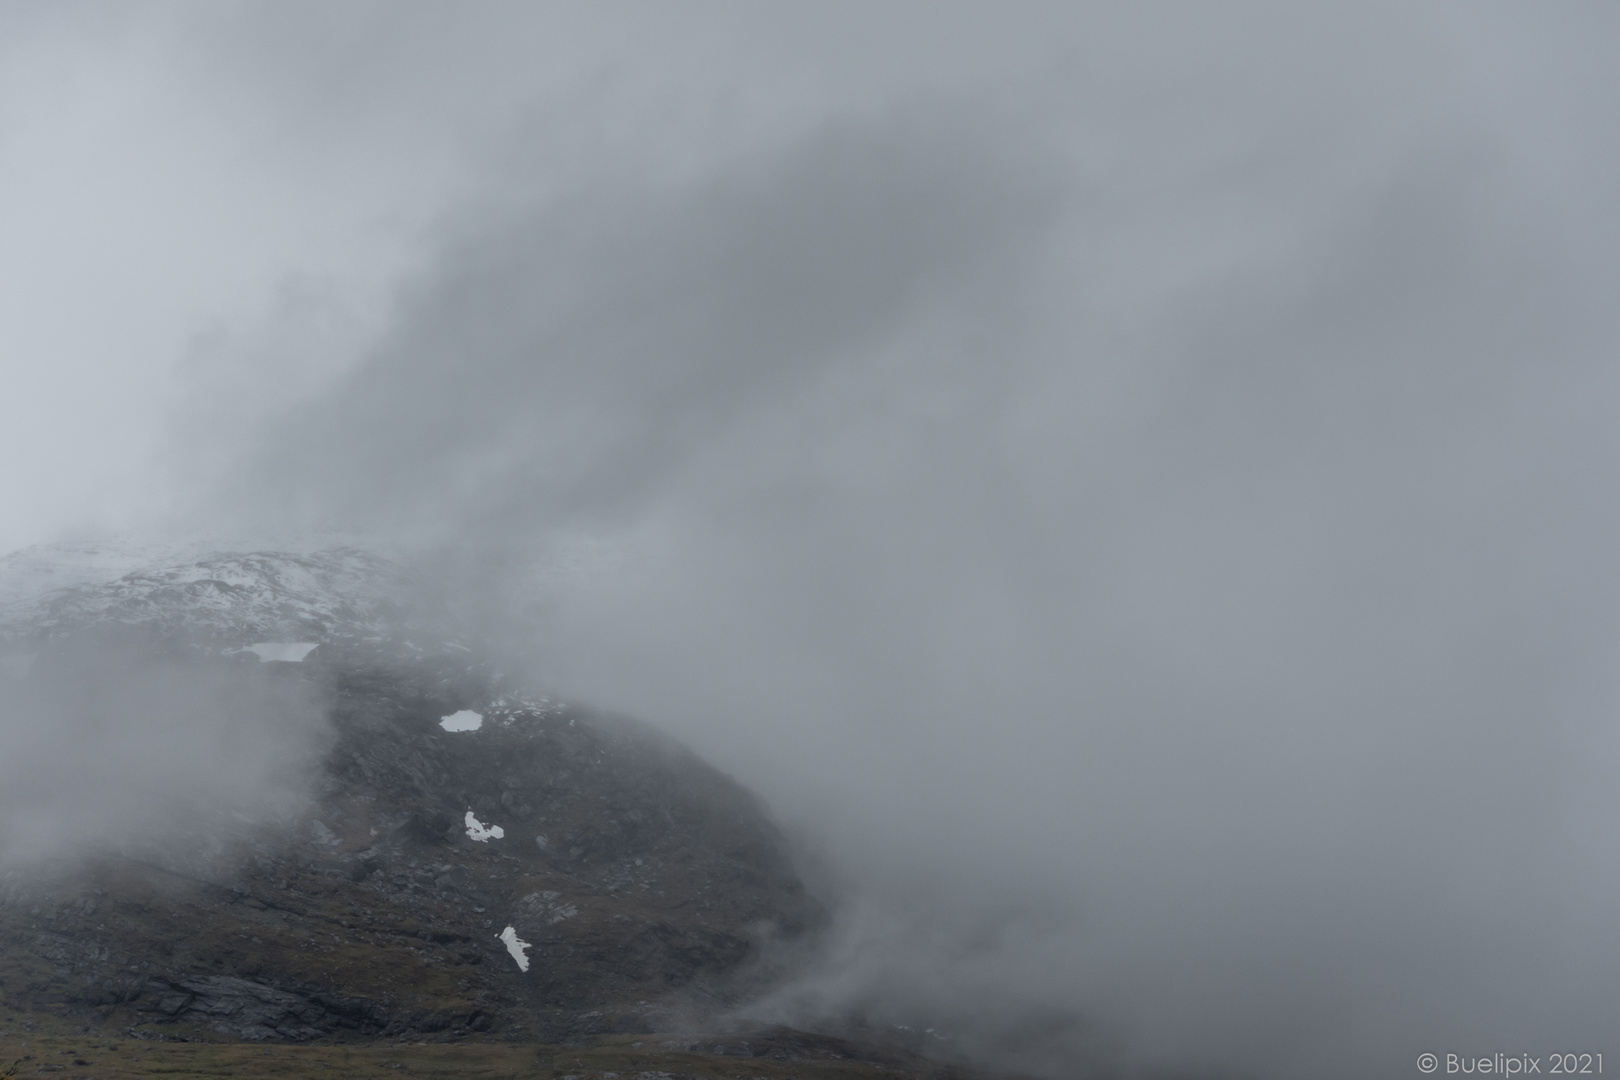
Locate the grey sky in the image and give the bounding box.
[3,5,1619,1077]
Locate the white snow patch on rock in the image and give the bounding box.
[497,925,531,972]
[439,709,483,732]
[465,811,504,842]
[245,642,318,662]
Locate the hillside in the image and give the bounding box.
[0,547,1008,1078]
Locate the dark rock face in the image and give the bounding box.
[143,975,387,1041]
[0,549,823,1043]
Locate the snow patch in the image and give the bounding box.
[439,710,483,732]
[497,925,531,972]
[245,642,318,662]
[464,811,504,842]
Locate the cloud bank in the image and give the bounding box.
[5,5,1620,1077]
[0,640,331,869]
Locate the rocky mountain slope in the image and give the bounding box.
[0,545,1039,1079]
[0,546,414,650]
[0,546,946,1072]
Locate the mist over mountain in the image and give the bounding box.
[0,547,863,1062]
[4,6,1620,1079]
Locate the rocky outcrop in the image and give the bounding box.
[140,975,391,1041]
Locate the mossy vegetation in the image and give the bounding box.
[0,1018,997,1080]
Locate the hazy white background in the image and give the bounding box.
[3,5,1619,1077]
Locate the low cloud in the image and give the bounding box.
[0,638,332,869]
[8,6,1620,1078]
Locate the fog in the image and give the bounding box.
[0,639,331,868]
[4,5,1620,1077]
